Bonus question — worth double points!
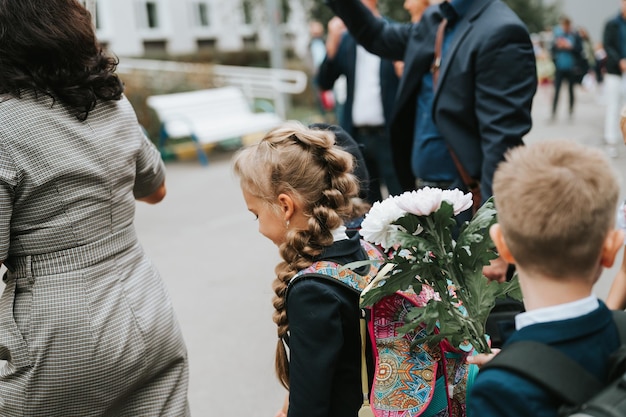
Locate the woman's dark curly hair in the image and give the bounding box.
[0,0,124,121]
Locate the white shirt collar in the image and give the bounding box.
[332,225,349,242]
[515,294,599,331]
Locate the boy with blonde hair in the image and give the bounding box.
[468,140,625,416]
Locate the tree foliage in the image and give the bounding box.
[309,0,410,25]
[501,0,559,33]
[307,0,559,34]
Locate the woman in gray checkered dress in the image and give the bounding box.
[0,1,190,415]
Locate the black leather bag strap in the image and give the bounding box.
[481,341,602,405]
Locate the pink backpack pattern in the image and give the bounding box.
[369,290,475,417]
[290,241,474,417]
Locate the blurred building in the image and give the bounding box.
[93,0,310,58]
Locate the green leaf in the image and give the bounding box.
[455,198,498,276]
[394,232,437,255]
[394,213,425,235]
[360,264,423,306]
[494,275,523,302]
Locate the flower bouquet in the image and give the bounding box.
[358,187,522,354]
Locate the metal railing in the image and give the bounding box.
[116,58,307,119]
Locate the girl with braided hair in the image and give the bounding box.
[233,122,381,417]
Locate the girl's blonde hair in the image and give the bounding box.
[233,121,361,388]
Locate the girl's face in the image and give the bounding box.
[242,189,287,246]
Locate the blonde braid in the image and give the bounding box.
[233,121,360,389]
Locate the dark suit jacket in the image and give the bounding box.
[603,15,624,76]
[316,31,399,137]
[325,0,537,199]
[468,302,620,417]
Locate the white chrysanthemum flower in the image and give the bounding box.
[441,189,473,215]
[394,187,443,216]
[359,197,406,250]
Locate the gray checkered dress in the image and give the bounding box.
[0,92,190,416]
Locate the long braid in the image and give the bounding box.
[233,122,360,389]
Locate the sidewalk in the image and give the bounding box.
[526,84,613,151]
[134,82,626,417]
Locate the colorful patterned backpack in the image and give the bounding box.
[291,240,476,417]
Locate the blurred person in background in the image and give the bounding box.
[308,20,335,121]
[317,0,402,205]
[550,16,583,120]
[602,0,626,158]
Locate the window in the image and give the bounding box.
[94,2,101,29]
[146,2,159,28]
[242,0,253,25]
[193,1,211,28]
[135,0,162,30]
[280,0,289,24]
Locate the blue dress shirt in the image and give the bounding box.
[411,0,471,183]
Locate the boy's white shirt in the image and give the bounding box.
[515,294,599,331]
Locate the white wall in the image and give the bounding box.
[92,0,310,59]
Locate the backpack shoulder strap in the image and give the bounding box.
[287,240,384,295]
[609,310,626,381]
[481,341,603,405]
[612,310,626,343]
[481,310,626,406]
[290,261,363,295]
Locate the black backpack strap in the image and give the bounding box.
[481,341,603,405]
[609,310,626,381]
[612,310,626,342]
[481,310,626,410]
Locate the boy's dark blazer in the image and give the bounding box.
[469,302,621,416]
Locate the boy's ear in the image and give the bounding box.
[600,229,625,268]
[489,224,516,264]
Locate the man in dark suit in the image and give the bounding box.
[325,0,537,281]
[316,0,402,204]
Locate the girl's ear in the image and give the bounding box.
[489,224,516,264]
[277,193,296,222]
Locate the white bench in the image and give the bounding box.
[146,86,283,165]
[212,65,307,119]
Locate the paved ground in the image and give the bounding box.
[1,84,623,417]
